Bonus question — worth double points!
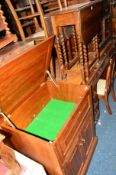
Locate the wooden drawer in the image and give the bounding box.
[54,93,91,163]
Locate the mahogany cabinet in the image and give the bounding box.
[0,36,97,175]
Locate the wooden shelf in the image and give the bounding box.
[44,7,59,13]
[22,21,34,27]
[19,12,40,20]
[40,0,58,4]
[15,6,31,12]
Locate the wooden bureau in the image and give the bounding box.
[0,37,97,175]
[49,0,115,121]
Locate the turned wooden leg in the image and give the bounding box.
[111,86,116,102]
[104,94,112,115]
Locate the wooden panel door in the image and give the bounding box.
[63,143,84,175]
[81,110,94,157]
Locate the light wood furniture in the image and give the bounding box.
[0,36,97,175]
[35,0,66,38]
[4,0,46,42]
[97,58,116,115]
[4,0,67,41]
[0,4,17,49]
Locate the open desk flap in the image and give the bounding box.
[0,36,54,116]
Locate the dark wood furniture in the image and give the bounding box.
[99,0,111,48]
[0,36,97,175]
[50,0,113,121]
[110,0,116,38]
[4,0,67,41]
[51,0,102,80]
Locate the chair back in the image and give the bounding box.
[106,58,115,94]
[111,54,116,85]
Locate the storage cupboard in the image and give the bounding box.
[0,36,97,175]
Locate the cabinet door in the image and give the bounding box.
[63,110,95,175]
[81,110,94,157]
[63,143,83,175]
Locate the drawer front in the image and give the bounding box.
[54,93,91,163]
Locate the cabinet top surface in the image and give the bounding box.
[50,0,102,15]
[0,41,35,67]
